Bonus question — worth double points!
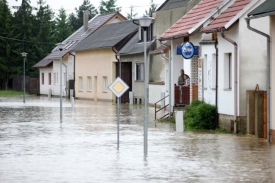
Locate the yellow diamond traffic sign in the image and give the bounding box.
[108,77,129,98]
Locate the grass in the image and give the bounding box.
[0,89,28,97]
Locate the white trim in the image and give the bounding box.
[225,0,259,29]
[188,0,231,34]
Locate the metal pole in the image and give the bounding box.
[23,57,25,103]
[144,28,148,156]
[117,97,120,150]
[168,49,171,117]
[60,51,62,123]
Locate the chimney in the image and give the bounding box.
[83,10,89,31]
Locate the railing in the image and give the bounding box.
[154,95,170,121]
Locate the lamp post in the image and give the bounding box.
[21,52,28,103]
[57,43,65,123]
[135,16,154,156]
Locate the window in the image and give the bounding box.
[139,23,154,42]
[135,63,144,81]
[79,76,83,91]
[54,73,58,85]
[203,54,207,89]
[41,73,44,85]
[87,76,92,91]
[48,73,51,85]
[224,53,232,89]
[103,76,108,92]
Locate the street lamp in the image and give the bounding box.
[134,16,154,156]
[21,52,28,103]
[56,43,65,123]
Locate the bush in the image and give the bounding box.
[184,100,216,130]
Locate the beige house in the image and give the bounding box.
[73,21,138,101]
[33,12,126,97]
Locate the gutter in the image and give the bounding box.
[214,40,219,129]
[69,52,75,98]
[159,40,172,118]
[245,18,271,142]
[221,28,238,134]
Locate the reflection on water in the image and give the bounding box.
[0,97,275,182]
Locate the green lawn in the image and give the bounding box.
[0,90,27,97]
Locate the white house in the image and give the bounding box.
[33,12,126,97]
[200,0,269,133]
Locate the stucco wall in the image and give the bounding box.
[271,15,275,139]
[75,49,115,101]
[239,13,269,116]
[39,60,68,96]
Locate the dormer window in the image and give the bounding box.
[139,23,154,42]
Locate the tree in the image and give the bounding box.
[69,0,98,31]
[33,0,55,61]
[99,0,121,14]
[126,6,137,20]
[144,0,157,17]
[0,0,15,89]
[54,7,73,43]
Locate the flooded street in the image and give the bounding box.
[0,97,275,182]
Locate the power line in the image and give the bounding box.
[0,36,56,45]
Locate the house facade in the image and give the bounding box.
[33,12,126,97]
[73,21,138,102]
[148,0,200,105]
[247,0,275,142]
[200,0,269,132]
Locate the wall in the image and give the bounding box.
[239,10,269,116]
[271,15,275,142]
[75,49,115,101]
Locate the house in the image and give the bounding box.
[199,0,268,133]
[33,12,126,97]
[159,0,228,108]
[149,0,201,105]
[247,0,275,142]
[118,30,154,104]
[73,20,138,102]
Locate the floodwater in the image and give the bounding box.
[0,96,275,183]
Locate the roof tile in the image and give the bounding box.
[160,0,225,40]
[201,0,252,32]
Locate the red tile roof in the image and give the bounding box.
[201,0,252,32]
[160,0,225,40]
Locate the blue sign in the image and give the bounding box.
[181,42,195,59]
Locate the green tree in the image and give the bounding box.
[144,0,157,17]
[54,7,73,43]
[99,0,121,14]
[0,0,15,89]
[69,0,98,31]
[12,0,37,77]
[33,0,55,61]
[126,6,137,20]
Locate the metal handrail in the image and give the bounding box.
[154,95,169,121]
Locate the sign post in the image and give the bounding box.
[108,77,129,150]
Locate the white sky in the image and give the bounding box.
[8,0,166,17]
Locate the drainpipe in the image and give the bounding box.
[221,29,238,134]
[214,40,219,129]
[159,40,171,118]
[112,47,121,77]
[69,52,75,98]
[245,18,270,142]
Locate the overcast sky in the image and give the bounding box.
[8,0,166,17]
